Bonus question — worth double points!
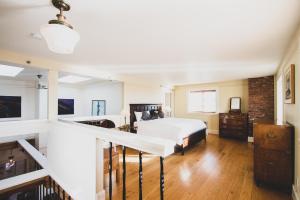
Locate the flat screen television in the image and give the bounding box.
[58,99,74,115]
[0,96,21,118]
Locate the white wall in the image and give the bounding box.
[82,82,123,116]
[37,89,48,119]
[35,79,48,120]
[174,79,248,132]
[275,29,300,195]
[0,78,48,151]
[47,122,96,200]
[123,82,164,112]
[58,82,123,117]
[0,79,37,121]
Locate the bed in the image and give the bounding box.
[130,104,207,155]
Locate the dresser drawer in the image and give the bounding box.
[253,122,294,190]
[220,128,247,140]
[220,124,247,129]
[219,112,248,141]
[254,148,292,186]
[222,120,247,127]
[254,124,292,151]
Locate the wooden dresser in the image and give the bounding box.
[254,122,294,191]
[219,112,248,141]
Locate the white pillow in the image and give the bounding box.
[134,111,143,121]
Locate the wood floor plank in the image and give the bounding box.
[105,135,291,200]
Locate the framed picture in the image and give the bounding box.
[230,97,241,112]
[91,100,106,116]
[284,64,295,104]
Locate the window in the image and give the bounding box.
[188,90,217,113]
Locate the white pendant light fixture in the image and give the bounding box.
[40,0,80,54]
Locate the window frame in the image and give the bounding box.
[187,89,218,114]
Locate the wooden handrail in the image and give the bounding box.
[0,175,73,200]
[0,169,48,194]
[0,176,46,196]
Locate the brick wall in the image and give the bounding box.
[248,76,274,136]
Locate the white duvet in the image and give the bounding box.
[136,118,206,145]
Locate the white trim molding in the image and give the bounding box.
[293,185,300,200]
[248,136,254,143]
[207,129,219,134]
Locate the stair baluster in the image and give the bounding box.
[109,142,113,200]
[122,146,126,200]
[139,151,143,200]
[160,157,164,200]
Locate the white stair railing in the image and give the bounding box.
[0,119,175,200]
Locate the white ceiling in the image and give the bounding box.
[0,64,48,82]
[0,63,109,84]
[0,64,112,87]
[0,0,299,86]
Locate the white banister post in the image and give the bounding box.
[96,139,105,200]
[48,70,58,120]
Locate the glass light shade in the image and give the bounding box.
[40,23,80,54]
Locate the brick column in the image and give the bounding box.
[248,76,275,136]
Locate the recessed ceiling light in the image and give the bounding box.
[59,75,91,83]
[0,64,24,77]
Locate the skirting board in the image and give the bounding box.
[293,185,300,200]
[248,137,254,143]
[207,129,219,134]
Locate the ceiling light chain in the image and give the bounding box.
[49,0,73,29]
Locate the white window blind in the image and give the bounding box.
[188,90,217,113]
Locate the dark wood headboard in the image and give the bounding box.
[129,104,162,128]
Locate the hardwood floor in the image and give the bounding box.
[105,134,291,200]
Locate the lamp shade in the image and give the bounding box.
[40,23,80,54]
